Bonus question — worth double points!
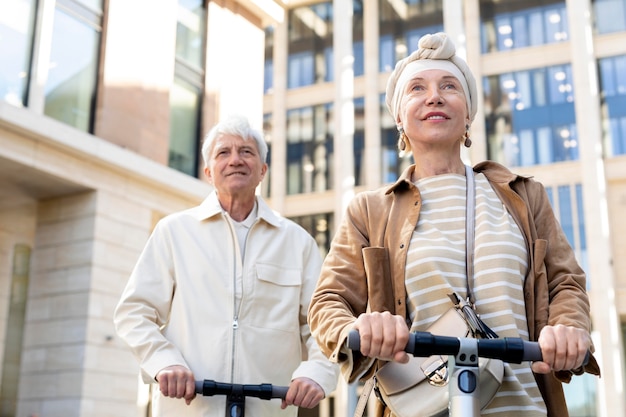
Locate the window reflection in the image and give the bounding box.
[169,0,205,177]
[74,0,103,12]
[44,6,100,132]
[286,105,334,194]
[289,213,334,257]
[354,98,365,186]
[598,55,626,156]
[593,0,626,34]
[480,0,568,53]
[175,0,205,69]
[380,94,412,183]
[264,26,274,94]
[0,0,37,107]
[287,2,333,88]
[169,78,201,176]
[379,0,443,72]
[484,64,578,167]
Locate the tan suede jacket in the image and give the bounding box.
[308,161,600,417]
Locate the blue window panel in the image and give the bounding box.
[519,130,536,166]
[528,11,545,46]
[495,16,513,50]
[613,55,626,94]
[574,184,590,287]
[380,35,395,73]
[512,15,529,48]
[353,41,364,77]
[264,60,273,93]
[288,52,314,88]
[558,185,575,247]
[325,46,333,82]
[537,127,553,165]
[594,0,626,34]
[544,7,569,43]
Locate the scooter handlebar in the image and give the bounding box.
[195,380,289,400]
[347,330,543,363]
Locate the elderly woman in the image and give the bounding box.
[307,33,599,417]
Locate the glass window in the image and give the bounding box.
[169,77,201,176]
[379,0,443,72]
[169,0,205,177]
[484,64,578,167]
[380,94,412,183]
[0,245,31,417]
[74,0,103,12]
[575,184,589,281]
[44,6,101,132]
[593,0,626,34]
[286,105,334,194]
[545,184,590,284]
[289,213,334,257]
[354,97,365,185]
[353,2,364,77]
[288,52,315,88]
[175,0,205,69]
[264,26,274,94]
[287,2,333,89]
[480,0,568,53]
[598,55,626,156]
[0,0,37,107]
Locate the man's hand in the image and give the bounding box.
[281,377,325,409]
[532,324,591,374]
[155,365,196,405]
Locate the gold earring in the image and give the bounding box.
[464,124,472,148]
[398,127,407,151]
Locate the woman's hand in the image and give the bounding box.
[532,324,591,374]
[354,311,410,363]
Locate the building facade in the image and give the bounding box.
[0,0,625,417]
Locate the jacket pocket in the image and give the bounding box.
[362,246,394,313]
[251,263,302,332]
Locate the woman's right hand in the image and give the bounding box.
[353,311,410,363]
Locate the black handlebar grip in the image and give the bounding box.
[346,329,361,350]
[522,341,543,362]
[272,386,289,399]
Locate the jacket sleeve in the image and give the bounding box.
[291,231,340,396]
[526,179,601,379]
[307,193,377,383]
[113,220,190,383]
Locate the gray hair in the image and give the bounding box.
[201,115,268,167]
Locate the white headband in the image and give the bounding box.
[391,59,471,124]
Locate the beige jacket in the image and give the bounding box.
[308,161,600,417]
[115,192,338,417]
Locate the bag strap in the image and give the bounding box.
[465,164,476,305]
[457,165,498,339]
[353,377,376,417]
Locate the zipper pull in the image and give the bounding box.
[232,317,239,329]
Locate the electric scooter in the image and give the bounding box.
[346,330,546,417]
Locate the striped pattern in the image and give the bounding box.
[405,173,547,416]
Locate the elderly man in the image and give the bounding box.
[114,115,338,416]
